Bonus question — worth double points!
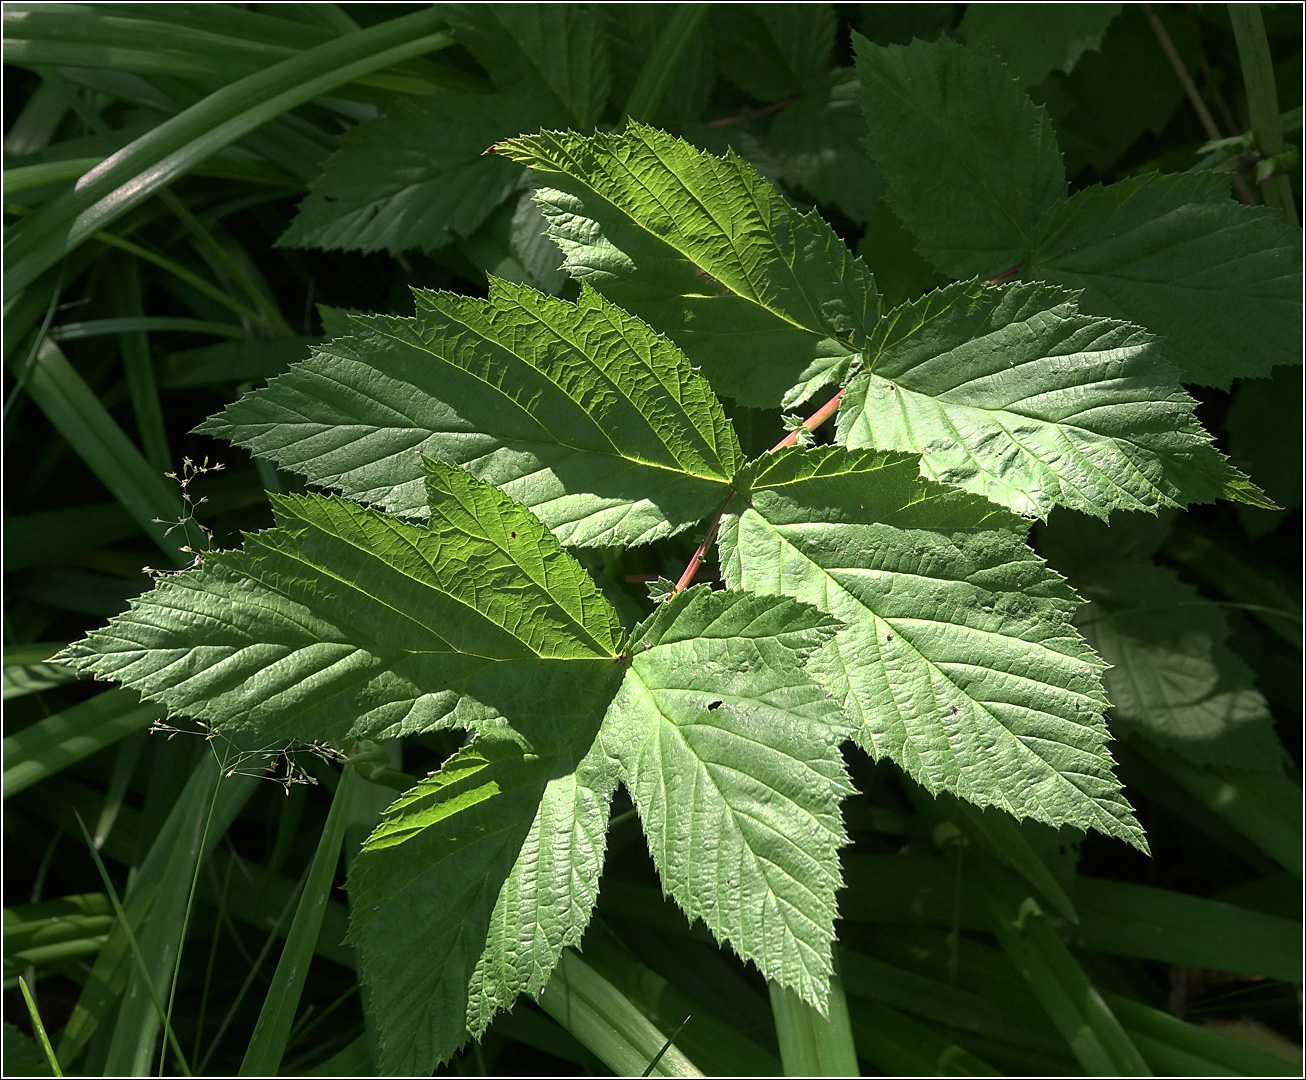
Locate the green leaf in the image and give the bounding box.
[1030,172,1305,388]
[854,33,1066,279]
[52,459,623,748]
[835,280,1264,519]
[1074,563,1285,772]
[720,446,1147,849]
[767,70,885,225]
[600,587,852,1009]
[280,4,608,253]
[709,3,836,103]
[959,3,1121,88]
[349,727,616,1073]
[201,277,743,547]
[497,123,875,407]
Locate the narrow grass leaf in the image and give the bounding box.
[768,960,859,1077]
[977,864,1152,1076]
[18,978,62,1077]
[3,7,454,297]
[5,338,186,563]
[3,690,161,799]
[239,763,356,1076]
[538,948,705,1077]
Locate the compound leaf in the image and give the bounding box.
[835,280,1268,519]
[600,587,852,1009]
[719,446,1147,850]
[1073,562,1286,774]
[280,4,609,253]
[349,729,614,1073]
[1030,172,1305,388]
[959,3,1121,88]
[201,277,743,548]
[497,123,874,406]
[709,3,837,103]
[854,33,1066,279]
[52,459,623,748]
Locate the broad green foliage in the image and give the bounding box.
[1072,562,1284,774]
[856,34,1304,387]
[719,447,1147,850]
[49,19,1295,1062]
[959,3,1122,89]
[201,278,743,547]
[55,460,624,748]
[1031,172,1304,387]
[854,33,1067,280]
[601,588,851,1010]
[279,4,609,253]
[836,279,1268,518]
[498,123,874,407]
[349,732,616,1074]
[709,3,837,103]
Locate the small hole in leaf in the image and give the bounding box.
[707,700,722,711]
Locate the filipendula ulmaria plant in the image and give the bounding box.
[56,118,1279,1070]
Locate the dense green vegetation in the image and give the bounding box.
[4,4,1301,1076]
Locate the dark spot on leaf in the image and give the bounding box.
[509,531,516,538]
[885,633,893,642]
[707,700,722,711]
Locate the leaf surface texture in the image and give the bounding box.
[201,279,743,547]
[720,446,1147,849]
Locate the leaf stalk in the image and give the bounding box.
[674,386,846,594]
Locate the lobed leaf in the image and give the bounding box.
[854,33,1066,279]
[835,280,1268,519]
[497,123,874,406]
[1072,562,1285,774]
[720,446,1148,849]
[280,4,609,253]
[959,3,1122,88]
[52,460,623,748]
[709,3,837,103]
[201,278,743,547]
[349,731,615,1073]
[854,34,1303,389]
[600,587,852,1009]
[1030,172,1305,388]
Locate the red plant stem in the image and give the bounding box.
[985,262,1024,285]
[708,95,798,128]
[673,385,847,594]
[1143,3,1257,207]
[673,492,734,593]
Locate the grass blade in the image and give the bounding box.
[4,8,454,297]
[978,862,1152,1076]
[1104,990,1300,1076]
[769,959,859,1077]
[18,976,64,1076]
[4,337,187,563]
[623,5,711,122]
[3,690,161,799]
[238,762,356,1076]
[538,948,705,1077]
